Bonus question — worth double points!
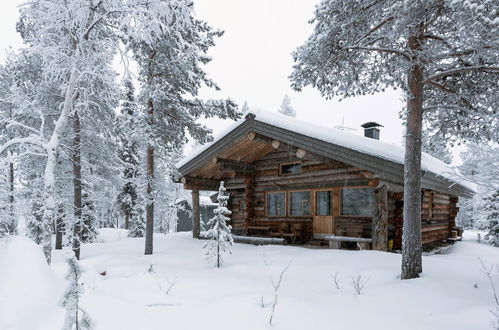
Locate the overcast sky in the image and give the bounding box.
[0,0,406,147]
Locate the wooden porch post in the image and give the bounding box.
[192,190,200,238]
[372,185,388,251]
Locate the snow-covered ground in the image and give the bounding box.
[1,229,498,330]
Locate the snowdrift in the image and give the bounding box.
[0,237,64,330]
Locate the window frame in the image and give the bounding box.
[339,187,375,218]
[265,191,287,217]
[288,190,312,217]
[315,190,333,216]
[279,161,302,176]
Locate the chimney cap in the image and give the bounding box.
[361,122,384,129]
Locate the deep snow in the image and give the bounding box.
[1,229,498,330]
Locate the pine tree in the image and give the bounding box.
[128,211,146,238]
[278,95,296,117]
[27,194,45,244]
[79,186,99,244]
[458,143,499,233]
[60,249,94,330]
[290,0,499,279]
[204,181,233,268]
[117,79,142,230]
[241,101,250,113]
[127,2,239,255]
[483,190,499,247]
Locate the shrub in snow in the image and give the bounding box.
[351,275,369,296]
[60,249,94,330]
[269,260,292,325]
[330,272,341,290]
[204,181,233,267]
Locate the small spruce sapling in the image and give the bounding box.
[204,181,233,267]
[60,249,94,330]
[278,94,296,117]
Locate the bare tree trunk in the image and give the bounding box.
[55,204,64,250]
[401,28,424,280]
[144,98,154,255]
[192,190,200,238]
[72,110,82,260]
[8,160,16,234]
[124,211,130,229]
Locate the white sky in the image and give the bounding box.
[0,0,406,148]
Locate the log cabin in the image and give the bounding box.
[177,110,475,250]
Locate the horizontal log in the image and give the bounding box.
[212,157,255,174]
[314,234,372,243]
[181,176,221,190]
[199,232,285,245]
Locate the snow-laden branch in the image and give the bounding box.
[353,16,395,46]
[0,135,45,155]
[6,120,41,135]
[424,66,499,83]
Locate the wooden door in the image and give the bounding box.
[313,215,335,234]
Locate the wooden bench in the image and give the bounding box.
[313,234,372,250]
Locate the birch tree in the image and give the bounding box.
[1,0,168,263]
[290,0,499,279]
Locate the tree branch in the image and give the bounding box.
[6,121,41,135]
[0,136,45,155]
[353,16,395,46]
[424,66,499,83]
[347,46,410,60]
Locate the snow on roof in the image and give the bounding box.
[177,109,476,192]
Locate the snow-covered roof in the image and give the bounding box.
[177,110,476,195]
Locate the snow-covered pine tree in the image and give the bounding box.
[117,79,143,230]
[27,193,45,244]
[483,190,499,247]
[60,249,94,330]
[2,0,185,263]
[241,101,250,113]
[204,181,233,268]
[278,95,296,117]
[458,143,499,235]
[126,2,239,255]
[290,0,499,279]
[79,185,99,244]
[128,210,146,238]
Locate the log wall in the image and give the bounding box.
[223,149,374,240]
[197,149,459,248]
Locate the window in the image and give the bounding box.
[280,162,302,175]
[341,188,374,216]
[316,191,332,216]
[240,200,247,213]
[266,192,286,217]
[289,191,311,216]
